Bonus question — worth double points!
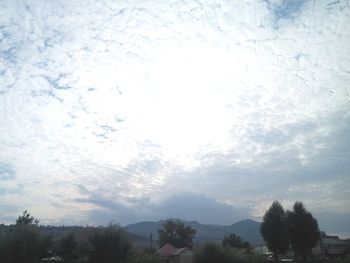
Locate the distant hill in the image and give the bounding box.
[0,219,264,247]
[125,218,264,247]
[0,224,149,247]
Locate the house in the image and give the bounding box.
[320,234,348,257]
[156,243,193,263]
[313,232,348,258]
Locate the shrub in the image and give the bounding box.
[194,243,231,263]
[88,225,131,263]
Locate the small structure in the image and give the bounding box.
[156,243,193,263]
[312,232,349,258]
[41,256,64,262]
[319,233,348,257]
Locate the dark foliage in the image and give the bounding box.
[260,201,289,261]
[158,220,196,248]
[16,210,39,226]
[58,233,79,262]
[88,225,131,263]
[222,233,250,249]
[126,251,166,263]
[0,224,51,263]
[286,201,320,262]
[194,243,268,263]
[194,243,231,263]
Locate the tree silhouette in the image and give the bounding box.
[158,220,196,248]
[222,233,250,249]
[16,210,39,226]
[88,225,131,263]
[260,201,289,262]
[194,243,230,263]
[0,211,46,263]
[286,202,320,262]
[58,233,79,262]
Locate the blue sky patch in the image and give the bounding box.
[264,0,308,22]
[0,163,15,180]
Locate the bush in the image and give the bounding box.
[194,243,268,263]
[88,225,131,263]
[0,225,42,263]
[194,243,231,263]
[58,233,79,261]
[124,251,165,263]
[331,256,350,263]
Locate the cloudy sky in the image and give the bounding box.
[0,0,349,236]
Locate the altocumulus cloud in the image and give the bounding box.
[0,0,349,236]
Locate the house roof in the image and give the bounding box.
[156,243,191,257]
[322,237,347,246]
[173,247,188,256]
[156,243,178,256]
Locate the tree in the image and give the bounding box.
[58,233,79,262]
[222,233,250,250]
[194,243,230,263]
[88,225,131,263]
[0,211,41,263]
[260,201,289,262]
[16,210,39,226]
[158,220,196,248]
[286,202,320,262]
[40,235,54,259]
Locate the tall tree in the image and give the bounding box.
[260,201,289,262]
[286,202,320,262]
[158,220,196,248]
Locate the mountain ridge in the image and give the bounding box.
[124,218,264,246]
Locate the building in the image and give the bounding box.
[313,232,348,258]
[156,243,193,263]
[320,233,348,257]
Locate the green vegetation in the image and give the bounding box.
[261,201,321,262]
[222,233,251,250]
[126,251,165,263]
[0,206,346,263]
[158,219,196,248]
[0,211,53,263]
[331,256,350,263]
[0,212,133,263]
[287,201,320,262]
[260,201,289,261]
[88,225,131,263]
[58,233,79,262]
[194,243,268,263]
[194,243,231,263]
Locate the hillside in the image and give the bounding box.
[0,224,149,247]
[1,219,264,247]
[125,218,264,246]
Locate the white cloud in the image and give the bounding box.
[0,0,349,235]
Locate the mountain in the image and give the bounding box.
[125,219,264,246]
[212,219,263,245]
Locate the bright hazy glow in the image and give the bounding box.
[0,0,349,236]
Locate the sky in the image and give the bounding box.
[0,0,349,237]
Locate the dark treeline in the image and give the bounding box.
[0,211,163,263]
[0,202,349,263]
